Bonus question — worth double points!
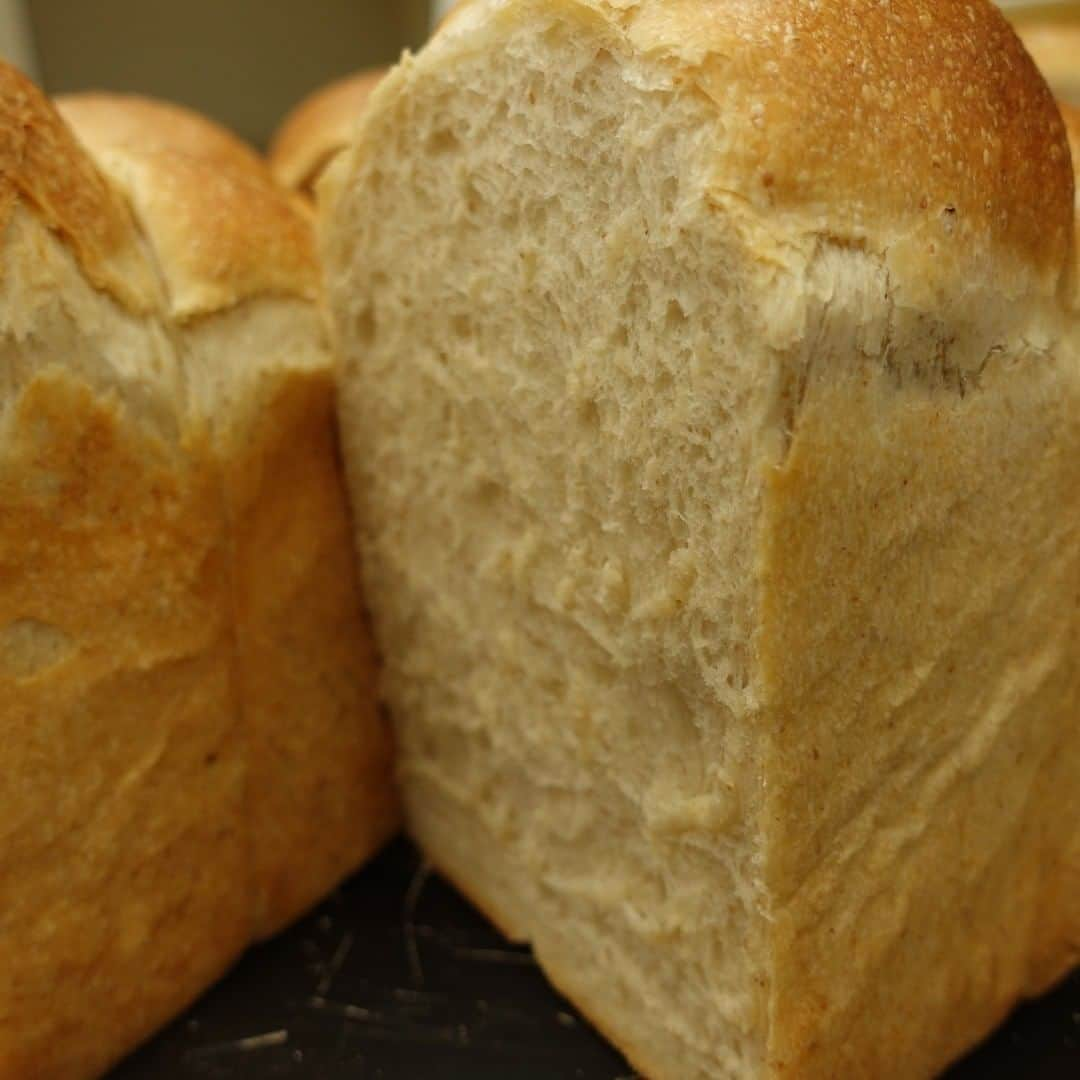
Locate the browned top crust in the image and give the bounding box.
[57,92,267,176]
[0,63,158,310]
[269,69,387,195]
[58,94,320,318]
[438,0,1075,300]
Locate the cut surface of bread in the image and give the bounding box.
[1,74,396,1080]
[270,70,387,197]
[322,2,1080,1078]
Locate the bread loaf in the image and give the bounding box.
[320,2,1080,1077]
[1064,102,1080,209]
[1065,102,1080,311]
[270,71,386,196]
[59,91,401,940]
[1,73,396,1079]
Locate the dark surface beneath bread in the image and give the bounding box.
[111,837,1080,1079]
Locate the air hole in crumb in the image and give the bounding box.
[474,480,501,506]
[354,306,376,347]
[579,399,602,428]
[428,128,460,155]
[519,249,538,286]
[452,314,473,339]
[940,205,957,235]
[463,179,484,216]
[526,201,549,231]
[729,644,750,691]
[660,177,679,212]
[665,299,688,332]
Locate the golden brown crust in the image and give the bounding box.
[269,70,386,195]
[56,92,267,177]
[57,92,399,927]
[677,0,1072,289]
[1063,103,1080,182]
[1,81,397,1078]
[1062,103,1080,304]
[0,63,158,310]
[59,95,321,318]
[102,149,321,317]
[437,0,1074,299]
[0,368,251,1080]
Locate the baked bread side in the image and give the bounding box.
[0,66,251,1080]
[322,2,1080,1077]
[60,93,399,940]
[0,71,398,1079]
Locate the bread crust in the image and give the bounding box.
[59,93,319,318]
[1,72,398,1077]
[57,92,266,175]
[269,70,387,195]
[0,66,158,310]
[438,0,1074,300]
[59,93,401,934]
[325,3,1080,1078]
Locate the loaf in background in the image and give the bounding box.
[269,70,387,197]
[0,72,396,1080]
[319,1,1080,1077]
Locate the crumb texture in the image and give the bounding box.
[328,3,1080,1078]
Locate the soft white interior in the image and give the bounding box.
[328,19,780,1079]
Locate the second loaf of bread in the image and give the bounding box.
[1,74,396,1080]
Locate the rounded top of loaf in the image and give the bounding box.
[269,70,386,195]
[59,94,320,319]
[57,92,267,176]
[436,0,1075,304]
[0,62,159,310]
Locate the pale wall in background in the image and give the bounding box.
[29,0,429,147]
[0,0,35,77]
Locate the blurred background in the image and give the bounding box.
[0,0,1077,147]
[0,0,434,145]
